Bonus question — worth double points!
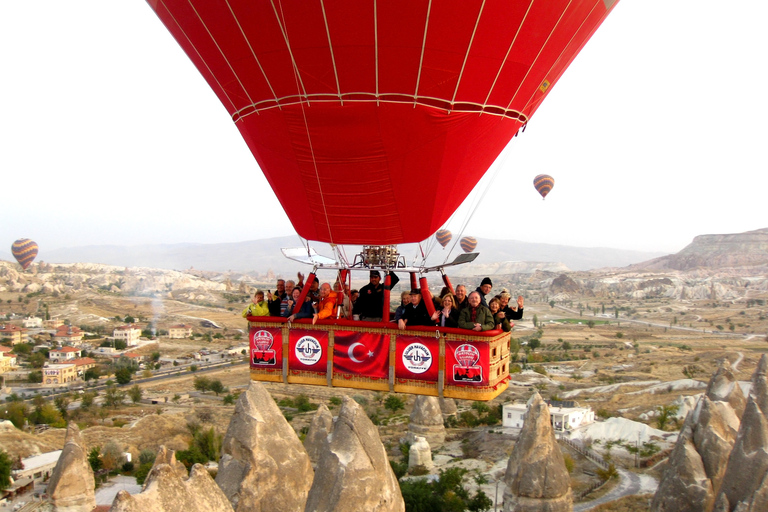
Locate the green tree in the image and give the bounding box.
[0,449,12,492]
[1,402,29,429]
[549,300,555,308]
[656,404,680,430]
[103,385,126,408]
[128,385,143,404]
[28,370,43,383]
[384,395,406,413]
[587,320,595,329]
[54,394,71,419]
[115,367,133,385]
[209,380,226,396]
[528,338,541,352]
[532,314,538,327]
[80,391,96,410]
[193,376,212,392]
[88,446,103,472]
[29,351,46,368]
[84,367,102,382]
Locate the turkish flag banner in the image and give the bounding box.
[446,339,489,386]
[395,335,439,382]
[289,329,328,373]
[333,331,388,379]
[250,327,282,369]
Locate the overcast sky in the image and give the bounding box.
[1,1,766,259]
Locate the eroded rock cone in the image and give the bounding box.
[407,436,434,472]
[750,354,768,413]
[706,360,747,418]
[651,406,715,512]
[692,397,740,493]
[304,404,334,467]
[144,446,188,489]
[305,396,405,512]
[714,397,768,511]
[407,395,446,447]
[215,381,313,512]
[439,397,458,418]
[47,423,96,512]
[110,463,233,512]
[502,392,572,512]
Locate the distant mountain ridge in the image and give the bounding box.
[0,237,664,275]
[630,228,768,271]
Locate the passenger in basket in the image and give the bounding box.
[458,291,496,332]
[242,291,269,317]
[398,289,432,330]
[499,290,525,320]
[488,297,511,332]
[475,277,493,307]
[313,283,338,325]
[356,270,400,322]
[393,291,411,322]
[267,279,287,316]
[431,293,460,328]
[454,284,469,310]
[284,287,314,322]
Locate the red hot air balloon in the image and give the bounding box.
[12,239,38,270]
[146,0,619,245]
[533,174,555,199]
[459,236,477,253]
[435,229,452,248]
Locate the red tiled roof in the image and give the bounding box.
[53,346,81,353]
[0,324,26,333]
[0,346,12,353]
[71,357,96,366]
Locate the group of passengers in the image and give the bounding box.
[243,272,523,332]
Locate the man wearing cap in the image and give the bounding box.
[355,270,400,322]
[398,289,433,330]
[475,277,493,308]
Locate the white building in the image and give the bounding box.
[503,399,595,432]
[113,324,142,346]
[12,449,62,482]
[22,316,43,328]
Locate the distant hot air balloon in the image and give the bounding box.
[533,174,555,199]
[12,239,38,270]
[459,236,477,253]
[146,0,619,245]
[435,229,452,248]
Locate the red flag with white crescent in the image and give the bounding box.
[333,331,388,379]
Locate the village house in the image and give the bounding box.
[49,346,82,363]
[167,323,193,339]
[22,316,43,328]
[52,325,85,345]
[503,399,595,432]
[70,357,97,377]
[0,346,17,372]
[42,363,78,385]
[0,324,28,345]
[113,324,142,346]
[43,318,64,329]
[12,449,62,482]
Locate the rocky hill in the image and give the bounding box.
[630,228,768,272]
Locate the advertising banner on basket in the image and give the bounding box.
[289,330,328,373]
[446,340,489,386]
[395,335,439,381]
[249,327,282,368]
[333,331,389,379]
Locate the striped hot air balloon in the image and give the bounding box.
[12,239,38,270]
[459,236,477,253]
[435,229,452,248]
[533,174,555,199]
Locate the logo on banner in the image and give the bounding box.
[402,342,433,374]
[251,329,276,365]
[295,336,323,366]
[452,343,482,382]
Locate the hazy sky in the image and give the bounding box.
[1,1,766,258]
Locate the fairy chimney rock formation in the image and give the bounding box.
[713,355,768,511]
[215,381,313,512]
[110,463,234,512]
[47,423,96,512]
[305,396,405,512]
[144,446,188,488]
[407,395,446,447]
[705,360,747,418]
[408,436,434,472]
[304,403,334,466]
[502,391,572,512]
[439,397,458,418]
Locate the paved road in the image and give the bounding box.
[574,469,639,511]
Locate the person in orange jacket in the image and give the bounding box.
[313,283,338,324]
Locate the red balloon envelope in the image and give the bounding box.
[147,0,619,244]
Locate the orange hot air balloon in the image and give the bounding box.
[146,0,619,245]
[459,236,477,253]
[435,229,452,248]
[533,174,555,199]
[12,239,38,270]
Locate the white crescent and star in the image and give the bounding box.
[348,342,373,363]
